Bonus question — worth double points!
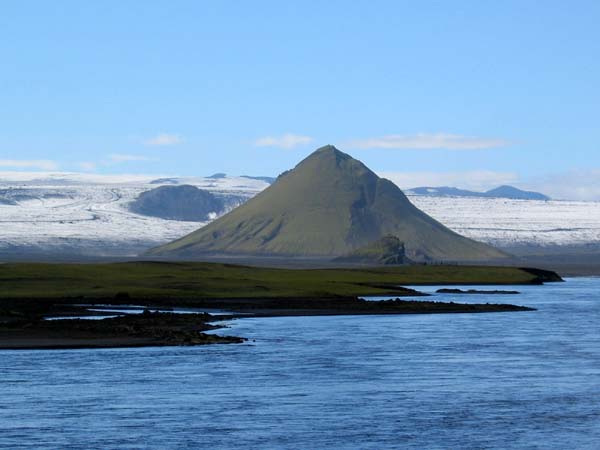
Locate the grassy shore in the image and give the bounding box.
[0,261,560,301]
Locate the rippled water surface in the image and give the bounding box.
[2,278,600,449]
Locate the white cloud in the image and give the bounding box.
[143,133,184,146]
[379,170,519,192]
[108,154,155,163]
[255,133,313,149]
[348,133,510,150]
[77,161,97,171]
[522,169,600,201]
[0,159,59,171]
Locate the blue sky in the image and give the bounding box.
[2,1,600,199]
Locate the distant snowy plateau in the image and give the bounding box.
[1,172,600,258]
[0,173,266,258]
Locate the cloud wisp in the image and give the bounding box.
[143,133,184,146]
[348,133,510,150]
[70,154,157,171]
[521,169,600,201]
[108,154,155,163]
[255,133,313,149]
[77,162,97,171]
[0,159,59,171]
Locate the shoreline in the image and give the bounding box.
[1,296,535,350]
[0,262,558,350]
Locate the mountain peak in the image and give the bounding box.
[313,144,341,154]
[294,144,373,180]
[305,144,351,162]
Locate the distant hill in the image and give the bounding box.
[334,235,412,265]
[207,173,227,179]
[408,185,550,201]
[130,185,225,222]
[147,145,507,261]
[485,185,550,201]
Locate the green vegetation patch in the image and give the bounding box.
[0,261,554,302]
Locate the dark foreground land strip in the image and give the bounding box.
[0,296,535,350]
[0,311,244,350]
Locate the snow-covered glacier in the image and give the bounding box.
[1,172,600,258]
[408,195,600,250]
[0,172,268,257]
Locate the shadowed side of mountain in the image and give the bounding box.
[147,146,508,261]
[334,235,413,265]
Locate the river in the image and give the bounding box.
[1,278,599,449]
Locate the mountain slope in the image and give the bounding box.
[147,146,507,261]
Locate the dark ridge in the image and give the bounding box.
[129,185,225,222]
[408,185,550,201]
[436,288,520,295]
[149,178,180,185]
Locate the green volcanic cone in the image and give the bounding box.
[147,145,507,261]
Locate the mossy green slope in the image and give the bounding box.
[148,146,507,261]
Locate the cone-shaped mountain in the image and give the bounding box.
[147,145,506,261]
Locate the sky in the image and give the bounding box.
[2,1,600,199]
